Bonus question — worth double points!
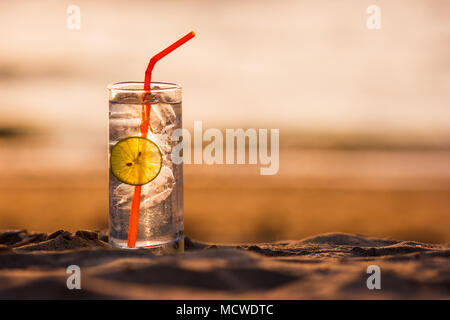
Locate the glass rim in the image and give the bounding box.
[107,81,181,93]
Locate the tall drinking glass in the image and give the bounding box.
[107,82,183,252]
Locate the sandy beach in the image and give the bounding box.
[0,229,448,299]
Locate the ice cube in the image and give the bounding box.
[112,166,175,210]
[146,132,172,157]
[150,103,178,135]
[109,111,137,119]
[109,118,141,142]
[140,166,175,209]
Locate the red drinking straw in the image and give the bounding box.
[127,31,196,248]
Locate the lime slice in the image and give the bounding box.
[110,136,163,186]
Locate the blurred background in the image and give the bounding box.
[0,0,449,243]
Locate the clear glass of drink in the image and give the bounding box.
[107,82,183,252]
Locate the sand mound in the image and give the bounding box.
[300,232,398,246]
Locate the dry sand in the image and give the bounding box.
[0,230,448,299]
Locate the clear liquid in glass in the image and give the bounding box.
[108,93,183,251]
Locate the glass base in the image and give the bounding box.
[109,234,184,254]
